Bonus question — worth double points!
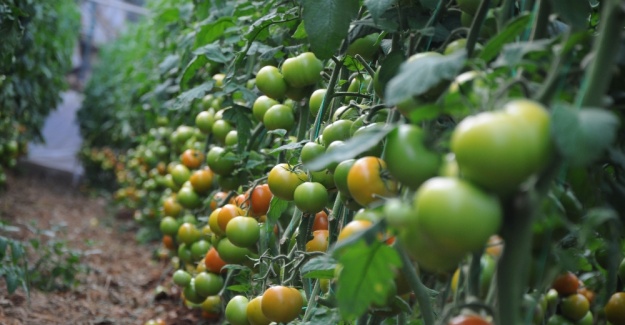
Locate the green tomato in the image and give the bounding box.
[410,177,502,257]
[294,182,329,214]
[212,119,233,144]
[172,269,192,287]
[384,124,440,189]
[334,159,356,196]
[217,238,251,264]
[256,65,287,100]
[346,33,380,61]
[322,120,353,147]
[300,141,326,168]
[252,95,279,122]
[225,130,238,147]
[206,146,236,175]
[190,239,211,261]
[194,271,223,297]
[225,295,251,325]
[195,110,216,134]
[309,88,327,117]
[263,104,295,131]
[225,216,260,248]
[451,99,552,194]
[281,52,323,88]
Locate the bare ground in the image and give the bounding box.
[0,169,204,325]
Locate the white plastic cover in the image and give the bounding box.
[26,90,84,177]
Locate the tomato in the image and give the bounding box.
[226,216,260,247]
[309,89,327,117]
[256,65,287,100]
[160,216,180,236]
[479,254,496,298]
[194,271,223,297]
[212,119,233,144]
[604,292,625,325]
[177,222,201,245]
[560,293,589,322]
[451,99,552,194]
[346,33,380,61]
[217,238,251,264]
[172,269,192,287]
[181,149,204,169]
[262,104,294,131]
[334,159,356,196]
[448,314,492,325]
[183,279,205,304]
[322,120,353,147]
[162,235,176,250]
[196,110,216,134]
[267,163,307,201]
[217,204,245,232]
[252,95,279,122]
[190,239,211,261]
[294,182,328,214]
[384,124,440,189]
[205,247,227,274]
[312,210,329,231]
[170,164,191,186]
[210,191,234,210]
[281,52,323,88]
[225,130,238,147]
[546,315,574,325]
[225,295,250,325]
[261,286,304,323]
[333,104,361,121]
[352,123,384,157]
[300,141,326,168]
[338,220,372,242]
[200,295,222,314]
[347,157,398,207]
[552,272,580,296]
[177,185,201,209]
[310,169,335,189]
[577,287,595,305]
[209,208,225,236]
[248,184,272,217]
[324,140,346,172]
[206,146,236,175]
[284,83,310,101]
[306,230,329,252]
[189,167,214,193]
[246,296,271,325]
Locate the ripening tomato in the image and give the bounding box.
[312,211,329,231]
[249,184,272,217]
[337,220,372,242]
[347,157,398,207]
[552,272,580,296]
[448,314,492,325]
[560,293,589,322]
[181,149,204,169]
[246,296,271,325]
[163,195,183,217]
[261,286,304,323]
[190,167,214,193]
[267,163,306,201]
[217,204,244,232]
[204,247,227,274]
[604,292,625,325]
[306,230,329,252]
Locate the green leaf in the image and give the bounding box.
[180,55,209,91]
[270,140,308,154]
[170,82,214,111]
[409,103,443,123]
[334,240,402,320]
[364,0,397,23]
[385,50,466,105]
[578,208,619,246]
[305,124,395,171]
[293,21,308,39]
[194,17,236,48]
[478,13,532,62]
[302,0,360,59]
[158,55,180,75]
[193,43,234,63]
[158,7,180,23]
[302,307,344,325]
[10,241,24,262]
[227,284,251,292]
[222,105,253,153]
[267,197,289,222]
[5,271,19,294]
[551,104,620,167]
[492,39,551,68]
[301,255,338,279]
[0,237,7,260]
[551,0,591,31]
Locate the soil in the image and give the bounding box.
[0,169,204,325]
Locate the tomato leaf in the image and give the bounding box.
[334,240,402,320]
[551,104,620,167]
[301,255,338,279]
[305,124,394,171]
[193,43,234,63]
[302,0,360,60]
[171,82,214,111]
[222,105,253,154]
[364,0,397,23]
[385,50,466,106]
[478,13,532,62]
[551,0,591,32]
[270,140,308,154]
[293,21,308,39]
[180,55,209,91]
[194,17,236,48]
[492,39,552,68]
[158,54,180,75]
[267,197,289,222]
[301,307,344,325]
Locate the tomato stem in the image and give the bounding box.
[297,101,310,142]
[576,0,625,108]
[528,0,550,40]
[497,0,517,32]
[466,0,491,58]
[301,279,320,322]
[467,251,482,297]
[312,59,343,140]
[395,242,435,325]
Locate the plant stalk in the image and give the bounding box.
[395,242,435,325]
[466,0,491,58]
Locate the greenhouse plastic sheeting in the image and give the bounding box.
[26,90,84,177]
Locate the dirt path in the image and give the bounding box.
[0,170,200,325]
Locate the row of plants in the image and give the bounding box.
[79,0,625,324]
[0,0,80,187]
